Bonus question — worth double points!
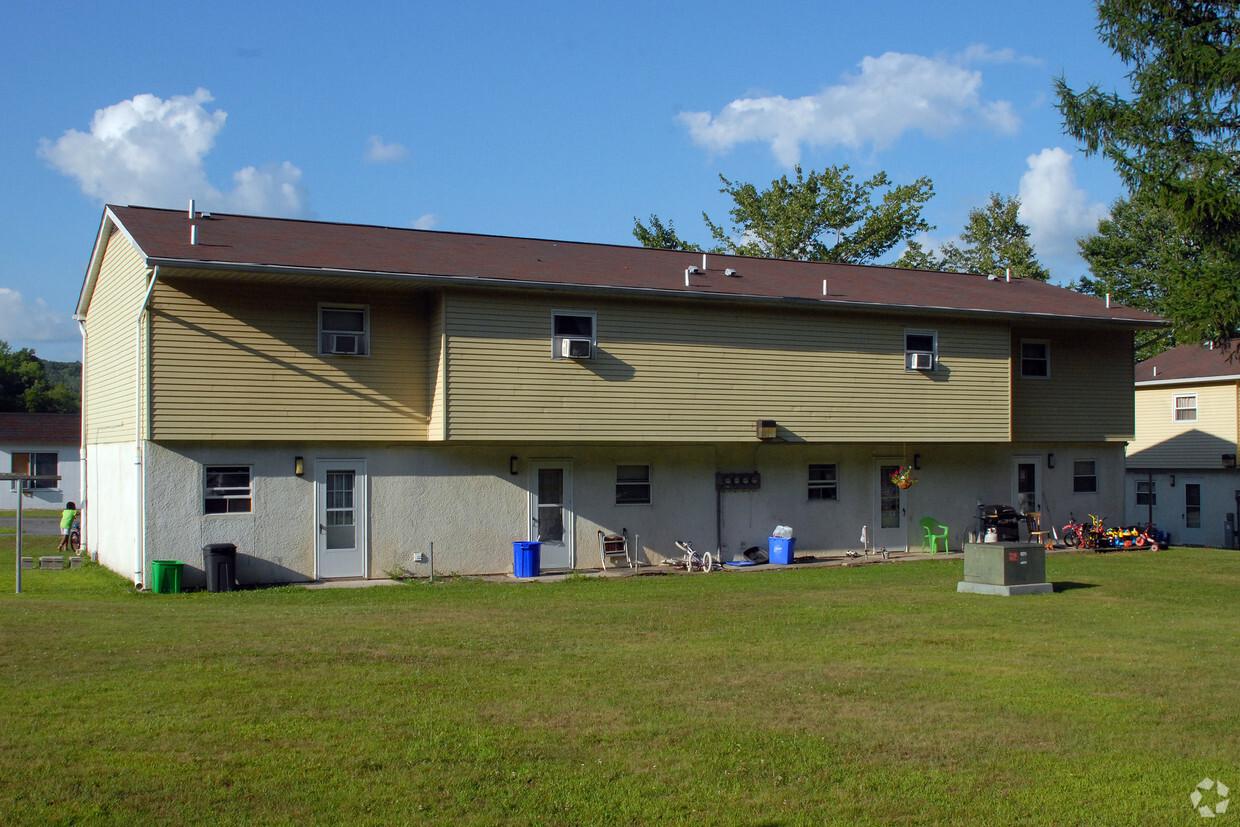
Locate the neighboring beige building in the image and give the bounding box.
[77,205,1162,587]
[1127,344,1240,547]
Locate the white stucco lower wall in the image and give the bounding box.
[1125,469,1240,548]
[107,439,1128,586]
[84,442,139,581]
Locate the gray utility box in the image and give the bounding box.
[958,542,1053,596]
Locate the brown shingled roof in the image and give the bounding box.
[0,413,80,445]
[1135,343,1240,383]
[92,205,1163,328]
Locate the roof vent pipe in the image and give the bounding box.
[822,279,827,296]
[702,253,708,271]
[188,198,195,219]
[191,225,198,246]
[1006,268,1011,283]
[1105,293,1111,308]
[1153,366,1159,377]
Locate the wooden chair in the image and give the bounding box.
[598,530,633,569]
[919,518,949,553]
[1024,512,1052,549]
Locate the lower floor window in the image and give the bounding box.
[1135,480,1156,506]
[808,464,838,500]
[205,466,252,514]
[10,452,58,489]
[616,464,651,505]
[1073,460,1097,494]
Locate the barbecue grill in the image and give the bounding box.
[978,504,1021,542]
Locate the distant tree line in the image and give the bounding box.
[0,340,81,413]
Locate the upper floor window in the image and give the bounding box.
[615,464,651,505]
[1073,460,1097,494]
[1174,394,1198,422]
[905,330,937,372]
[553,312,595,360]
[205,465,252,514]
[319,304,369,356]
[808,464,838,500]
[1020,341,1049,378]
[10,452,58,489]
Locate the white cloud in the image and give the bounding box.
[38,89,308,218]
[365,135,408,163]
[412,214,438,230]
[1018,147,1107,258]
[954,44,1042,67]
[0,288,80,359]
[678,51,1020,166]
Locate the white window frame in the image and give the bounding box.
[204,465,253,514]
[615,464,651,505]
[1135,479,1156,506]
[1020,340,1050,378]
[1072,460,1097,494]
[319,304,370,356]
[904,329,937,372]
[552,311,596,360]
[808,463,838,501]
[1174,393,1198,422]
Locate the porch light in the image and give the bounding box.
[913,453,921,470]
[510,456,520,475]
[1170,474,1176,486]
[1047,452,1054,469]
[1224,454,1236,468]
[756,420,777,440]
[294,457,304,476]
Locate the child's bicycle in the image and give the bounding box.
[672,540,714,573]
[68,521,81,553]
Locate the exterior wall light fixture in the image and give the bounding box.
[294,457,304,476]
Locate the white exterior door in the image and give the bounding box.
[873,459,908,552]
[1012,457,1041,516]
[530,461,574,570]
[315,459,367,579]
[1180,478,1205,546]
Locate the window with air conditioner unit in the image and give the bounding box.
[319,305,369,356]
[552,311,596,360]
[904,329,937,372]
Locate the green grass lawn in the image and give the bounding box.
[1,536,1237,825]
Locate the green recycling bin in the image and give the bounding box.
[151,560,184,594]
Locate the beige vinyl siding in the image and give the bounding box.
[443,292,1012,442]
[1012,329,1134,442]
[148,277,430,440]
[427,294,447,441]
[1128,381,1240,467]
[82,230,150,444]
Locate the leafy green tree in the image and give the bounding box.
[630,214,701,252]
[1074,192,1198,359]
[935,193,1050,281]
[0,340,80,413]
[635,164,934,264]
[1055,0,1240,350]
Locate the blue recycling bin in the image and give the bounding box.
[513,541,541,577]
[769,536,796,565]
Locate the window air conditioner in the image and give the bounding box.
[330,334,360,355]
[561,338,593,359]
[908,351,934,371]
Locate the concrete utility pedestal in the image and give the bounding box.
[957,542,1053,596]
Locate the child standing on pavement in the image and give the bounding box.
[57,502,78,551]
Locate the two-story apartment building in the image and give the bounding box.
[77,205,1162,588]
[1126,344,1240,548]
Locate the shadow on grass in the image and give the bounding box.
[1052,581,1100,592]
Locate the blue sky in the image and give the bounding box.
[2,0,1132,361]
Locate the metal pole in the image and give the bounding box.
[15,481,23,594]
[429,541,434,583]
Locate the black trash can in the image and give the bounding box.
[203,543,237,593]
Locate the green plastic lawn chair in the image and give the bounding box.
[920,518,949,553]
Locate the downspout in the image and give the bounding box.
[134,266,160,586]
[74,315,87,556]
